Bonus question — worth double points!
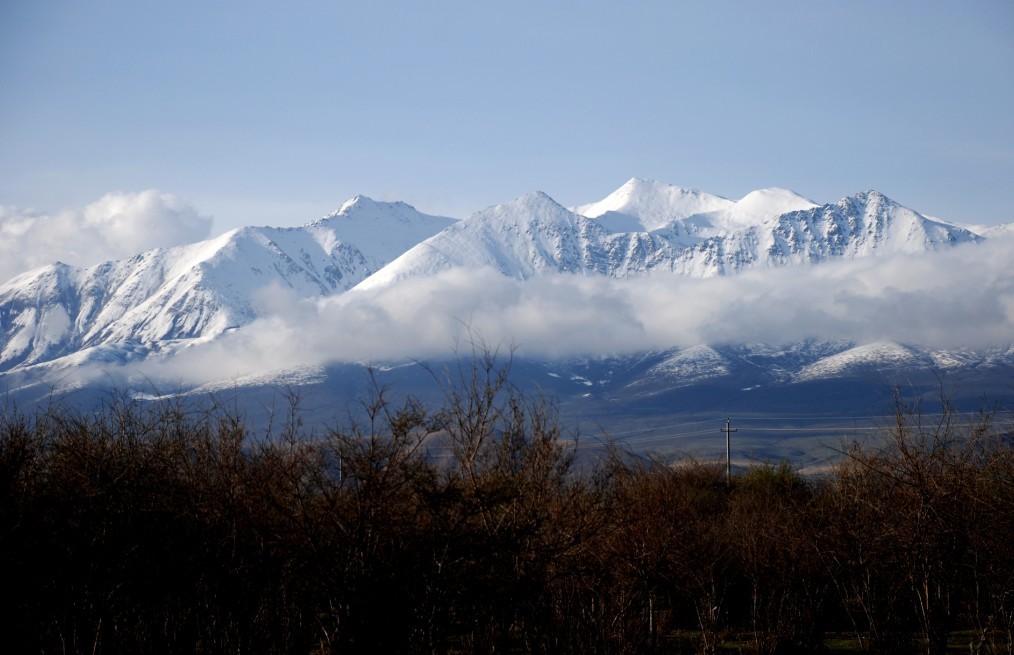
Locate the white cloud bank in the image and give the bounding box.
[0,191,212,284]
[137,236,1014,386]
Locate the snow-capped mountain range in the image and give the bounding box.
[0,197,454,370]
[359,179,978,288]
[0,179,1008,409]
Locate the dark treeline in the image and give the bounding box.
[1,356,1012,654]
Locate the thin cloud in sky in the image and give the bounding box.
[0,190,212,284]
[127,237,1014,387]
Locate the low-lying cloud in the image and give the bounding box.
[134,236,1014,386]
[0,191,212,284]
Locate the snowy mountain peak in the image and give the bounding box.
[574,181,818,237]
[356,191,603,289]
[729,188,818,225]
[764,190,982,262]
[0,197,456,371]
[834,190,924,220]
[0,181,996,375]
[837,190,950,227]
[794,341,929,382]
[338,194,372,212]
[614,177,710,199]
[574,178,733,231]
[844,189,889,210]
[615,177,717,203]
[1,261,70,289]
[473,190,573,224]
[355,184,984,290]
[311,195,436,227]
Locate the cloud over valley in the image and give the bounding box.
[134,237,1014,386]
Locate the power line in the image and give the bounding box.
[742,426,882,433]
[603,417,725,438]
[609,428,730,445]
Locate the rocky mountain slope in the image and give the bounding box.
[0,197,454,369]
[357,179,980,288]
[0,179,1002,389]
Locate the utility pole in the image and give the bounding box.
[722,418,737,486]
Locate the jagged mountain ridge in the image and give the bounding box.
[0,197,454,369]
[0,179,996,375]
[357,180,981,288]
[573,178,819,234]
[573,178,743,232]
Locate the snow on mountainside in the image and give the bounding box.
[356,181,980,289]
[973,223,1014,239]
[573,178,818,235]
[0,180,995,378]
[305,196,455,266]
[725,188,819,226]
[0,198,453,370]
[645,345,731,386]
[355,192,621,288]
[573,178,736,232]
[793,342,933,382]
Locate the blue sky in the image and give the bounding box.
[2,0,1012,235]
